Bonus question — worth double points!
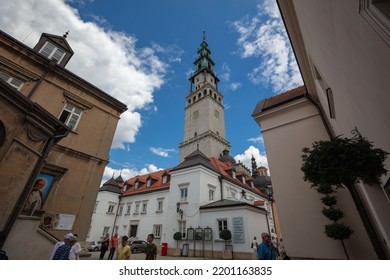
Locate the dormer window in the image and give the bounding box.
[242,177,246,184]
[232,170,236,179]
[134,181,140,189]
[162,174,169,184]
[39,41,66,64]
[146,178,152,187]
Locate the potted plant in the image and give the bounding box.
[219,229,233,259]
[172,232,182,256]
[301,130,388,259]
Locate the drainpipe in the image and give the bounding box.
[111,194,122,236]
[218,176,223,200]
[0,129,69,249]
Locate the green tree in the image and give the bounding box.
[219,229,232,250]
[173,232,182,249]
[301,131,388,259]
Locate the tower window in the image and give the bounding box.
[39,41,66,64]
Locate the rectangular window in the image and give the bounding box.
[0,71,24,91]
[126,203,131,215]
[360,0,390,46]
[157,199,163,212]
[107,204,115,214]
[162,175,168,184]
[59,103,82,129]
[179,221,186,239]
[218,219,228,233]
[153,224,162,238]
[180,188,188,202]
[134,202,140,214]
[102,226,110,236]
[117,205,123,216]
[39,41,66,64]
[141,201,148,213]
[326,88,336,119]
[209,189,215,201]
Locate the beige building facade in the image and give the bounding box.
[253,0,390,259]
[0,30,127,259]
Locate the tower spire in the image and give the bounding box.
[251,155,258,178]
[179,33,230,162]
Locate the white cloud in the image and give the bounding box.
[101,164,163,187]
[0,0,179,149]
[229,82,241,91]
[248,136,264,144]
[149,147,176,158]
[231,0,303,93]
[234,145,269,171]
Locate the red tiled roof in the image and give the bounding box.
[209,157,268,199]
[122,169,172,196]
[263,85,306,110]
[121,157,268,200]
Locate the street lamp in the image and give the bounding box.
[176,202,183,219]
[265,184,274,202]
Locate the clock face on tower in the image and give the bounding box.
[214,110,220,118]
[193,111,199,119]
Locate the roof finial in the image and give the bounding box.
[112,172,115,178]
[63,30,70,38]
[202,31,206,42]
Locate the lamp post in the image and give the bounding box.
[176,202,183,219]
[265,184,277,244]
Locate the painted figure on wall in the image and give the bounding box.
[25,178,46,214]
[25,173,55,214]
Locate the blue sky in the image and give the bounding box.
[0,0,302,184]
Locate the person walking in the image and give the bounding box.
[69,234,82,260]
[144,233,157,260]
[251,236,259,253]
[99,233,110,260]
[53,235,76,260]
[108,233,118,260]
[49,233,73,259]
[257,232,277,260]
[116,236,131,260]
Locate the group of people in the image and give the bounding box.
[251,233,289,260]
[99,233,157,260]
[50,232,157,260]
[50,233,81,260]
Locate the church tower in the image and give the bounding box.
[179,32,230,162]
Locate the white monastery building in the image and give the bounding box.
[88,34,275,259]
